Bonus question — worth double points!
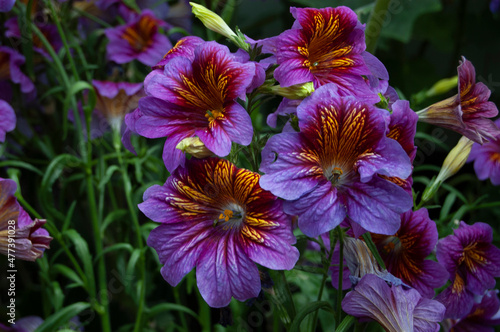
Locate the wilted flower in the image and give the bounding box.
[0,46,35,100]
[371,208,449,298]
[417,57,500,144]
[104,10,172,66]
[342,274,445,332]
[262,6,382,102]
[129,41,256,172]
[5,18,62,61]
[141,158,299,307]
[468,118,500,185]
[0,100,16,143]
[259,84,413,237]
[436,221,500,318]
[0,178,52,261]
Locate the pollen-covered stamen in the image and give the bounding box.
[214,205,245,230]
[205,109,225,124]
[122,15,157,52]
[327,167,343,185]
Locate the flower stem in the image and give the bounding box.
[336,227,344,325]
[365,0,392,54]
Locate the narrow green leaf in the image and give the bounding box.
[36,302,91,332]
[0,160,43,176]
[147,303,199,320]
[94,243,134,263]
[101,209,128,234]
[64,229,96,297]
[52,264,84,288]
[290,301,335,332]
[335,315,356,332]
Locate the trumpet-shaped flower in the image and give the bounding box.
[417,57,500,144]
[141,158,299,307]
[468,118,500,185]
[259,84,413,237]
[447,290,500,331]
[263,6,382,103]
[342,274,445,332]
[130,41,255,172]
[105,10,172,66]
[371,208,449,298]
[0,178,52,261]
[436,221,500,318]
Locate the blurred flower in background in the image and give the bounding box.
[468,118,500,185]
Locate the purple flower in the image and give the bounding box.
[436,221,500,318]
[417,57,500,144]
[259,84,413,237]
[5,18,62,61]
[141,157,299,308]
[0,0,15,12]
[104,10,172,66]
[491,0,500,13]
[342,274,445,332]
[263,7,381,101]
[152,36,204,70]
[129,41,255,172]
[0,178,52,261]
[0,100,16,142]
[0,46,35,101]
[447,290,500,332]
[468,118,500,185]
[371,208,449,298]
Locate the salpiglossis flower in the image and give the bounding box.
[141,158,299,308]
[342,274,445,332]
[259,84,413,237]
[371,208,449,298]
[468,118,500,185]
[417,57,500,144]
[436,221,500,319]
[131,41,255,172]
[0,100,16,143]
[105,10,172,66]
[264,7,381,100]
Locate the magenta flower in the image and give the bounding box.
[417,57,500,144]
[468,118,500,185]
[263,6,382,102]
[5,18,62,61]
[104,10,172,66]
[0,100,16,142]
[152,36,204,70]
[141,157,299,308]
[0,46,35,101]
[371,208,449,298]
[0,178,52,261]
[342,274,445,332]
[93,80,143,126]
[436,221,500,318]
[447,290,500,332]
[259,84,413,237]
[129,41,255,172]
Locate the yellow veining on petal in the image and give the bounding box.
[451,273,466,294]
[460,242,487,273]
[491,152,500,163]
[122,15,157,51]
[241,225,264,243]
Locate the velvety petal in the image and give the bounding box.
[153,36,204,70]
[330,242,353,290]
[284,181,345,237]
[0,100,16,142]
[209,102,253,148]
[148,222,208,286]
[342,274,417,332]
[162,133,187,172]
[413,297,445,332]
[452,290,500,331]
[344,178,413,235]
[274,58,315,87]
[137,33,172,66]
[388,100,418,160]
[259,132,323,200]
[197,233,261,307]
[0,0,15,12]
[362,51,389,80]
[437,280,475,319]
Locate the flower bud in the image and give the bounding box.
[176,136,214,159]
[266,82,315,100]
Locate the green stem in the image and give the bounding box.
[365,0,392,54]
[362,232,386,270]
[309,229,336,331]
[113,129,146,332]
[173,287,189,331]
[336,227,344,325]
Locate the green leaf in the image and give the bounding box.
[289,301,335,332]
[0,160,43,176]
[335,315,356,332]
[98,165,121,190]
[64,229,95,296]
[62,201,77,233]
[52,264,84,288]
[440,192,457,221]
[94,243,134,263]
[380,0,442,43]
[35,302,91,332]
[268,270,297,328]
[147,303,199,320]
[101,209,128,234]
